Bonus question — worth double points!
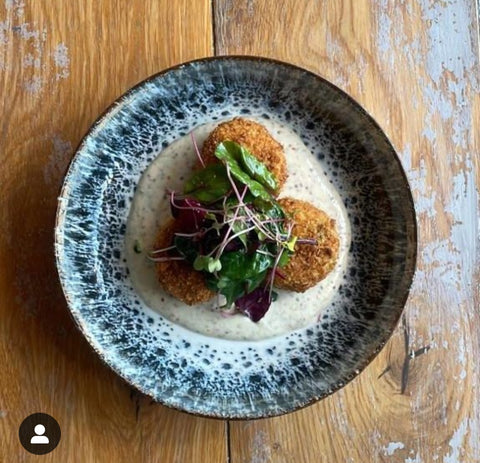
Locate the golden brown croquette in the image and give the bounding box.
[201,118,287,193]
[274,198,339,292]
[153,219,215,305]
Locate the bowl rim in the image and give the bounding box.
[54,55,418,419]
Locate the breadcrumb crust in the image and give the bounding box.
[153,219,215,305]
[201,118,287,193]
[274,197,340,292]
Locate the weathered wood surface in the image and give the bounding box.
[1,0,479,462]
[215,0,480,462]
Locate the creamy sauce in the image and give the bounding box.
[125,118,351,341]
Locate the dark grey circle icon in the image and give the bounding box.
[19,413,61,455]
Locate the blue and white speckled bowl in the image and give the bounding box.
[55,57,416,419]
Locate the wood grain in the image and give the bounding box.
[215,1,480,462]
[0,1,225,462]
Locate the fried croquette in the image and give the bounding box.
[153,219,215,305]
[274,198,339,292]
[201,118,287,193]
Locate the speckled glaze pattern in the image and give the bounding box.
[55,57,416,419]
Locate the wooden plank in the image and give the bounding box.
[0,1,226,462]
[215,0,480,462]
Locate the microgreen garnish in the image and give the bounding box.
[151,140,314,322]
[190,131,205,168]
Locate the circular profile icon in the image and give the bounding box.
[19,413,61,455]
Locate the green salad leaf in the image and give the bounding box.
[215,141,276,209]
[173,235,198,264]
[216,140,277,191]
[184,163,231,203]
[205,248,274,306]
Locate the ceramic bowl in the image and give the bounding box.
[55,56,416,419]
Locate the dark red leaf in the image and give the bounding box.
[171,197,206,232]
[235,287,271,322]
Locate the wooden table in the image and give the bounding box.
[1,1,479,462]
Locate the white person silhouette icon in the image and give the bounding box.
[19,413,61,455]
[30,424,49,444]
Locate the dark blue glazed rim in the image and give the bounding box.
[55,56,417,419]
